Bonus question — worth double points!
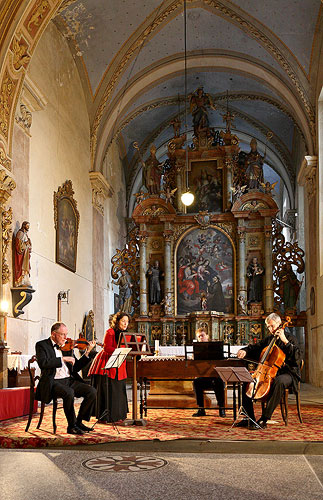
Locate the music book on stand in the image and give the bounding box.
[104,348,132,370]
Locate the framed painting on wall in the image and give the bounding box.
[54,180,80,273]
[176,226,235,315]
[186,159,223,213]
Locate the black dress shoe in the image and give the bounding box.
[76,422,93,432]
[67,425,84,435]
[256,418,267,429]
[219,408,226,418]
[234,418,249,427]
[192,409,206,417]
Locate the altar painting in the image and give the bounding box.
[187,160,223,213]
[176,227,234,315]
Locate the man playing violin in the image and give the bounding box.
[35,322,97,435]
[236,312,302,429]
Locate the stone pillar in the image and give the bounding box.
[89,172,113,335]
[139,235,148,316]
[237,222,247,307]
[0,170,16,388]
[163,230,173,317]
[264,217,274,313]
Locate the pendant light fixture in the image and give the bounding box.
[180,0,194,207]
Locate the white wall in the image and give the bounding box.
[7,22,92,353]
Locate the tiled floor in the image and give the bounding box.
[0,450,322,500]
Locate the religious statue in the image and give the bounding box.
[142,144,163,195]
[278,263,302,313]
[245,138,265,190]
[112,268,133,314]
[238,295,248,315]
[170,116,181,137]
[147,260,163,305]
[161,186,177,204]
[14,221,32,287]
[189,87,216,138]
[247,257,264,303]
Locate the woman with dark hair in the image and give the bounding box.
[88,311,130,423]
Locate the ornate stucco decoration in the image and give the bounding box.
[89,171,114,216]
[297,156,317,202]
[15,104,32,133]
[0,145,11,171]
[2,207,12,284]
[0,169,16,205]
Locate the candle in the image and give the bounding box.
[154,340,159,354]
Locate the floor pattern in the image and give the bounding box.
[1,402,323,448]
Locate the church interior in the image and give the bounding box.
[0,0,323,496]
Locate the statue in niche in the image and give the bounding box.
[247,257,264,303]
[245,138,265,190]
[147,260,163,305]
[189,87,216,138]
[14,221,32,287]
[278,263,302,313]
[142,144,163,195]
[112,268,133,314]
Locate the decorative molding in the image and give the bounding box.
[15,103,32,133]
[297,155,317,201]
[21,74,47,112]
[2,207,12,284]
[89,171,113,216]
[0,144,12,171]
[0,169,16,205]
[0,69,18,142]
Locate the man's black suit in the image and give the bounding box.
[241,330,301,421]
[35,338,96,428]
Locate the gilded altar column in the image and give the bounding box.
[163,230,173,317]
[264,217,274,313]
[237,222,247,309]
[225,156,233,209]
[139,234,148,316]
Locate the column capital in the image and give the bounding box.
[297,155,317,201]
[89,171,114,216]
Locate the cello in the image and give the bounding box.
[246,316,291,401]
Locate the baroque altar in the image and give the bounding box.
[111,88,304,346]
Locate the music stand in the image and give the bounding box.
[214,366,254,422]
[119,332,152,426]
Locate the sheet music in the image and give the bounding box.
[104,348,132,369]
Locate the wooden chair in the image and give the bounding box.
[25,355,58,433]
[280,360,304,426]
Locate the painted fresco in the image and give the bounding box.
[176,227,234,315]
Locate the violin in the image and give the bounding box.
[59,337,103,351]
[246,316,291,401]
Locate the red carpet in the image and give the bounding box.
[0,403,322,448]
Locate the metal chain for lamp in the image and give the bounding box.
[181,0,194,207]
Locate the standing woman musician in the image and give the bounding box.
[88,312,130,423]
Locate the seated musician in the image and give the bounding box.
[192,328,226,417]
[35,322,97,435]
[236,312,302,429]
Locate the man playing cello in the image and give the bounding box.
[236,312,302,429]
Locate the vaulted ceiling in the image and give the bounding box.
[54,0,322,205]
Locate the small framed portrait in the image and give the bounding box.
[54,180,80,272]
